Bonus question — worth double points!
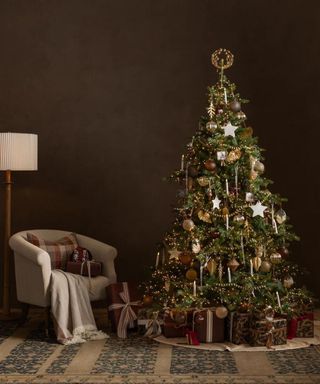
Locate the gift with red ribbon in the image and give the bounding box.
[107,282,142,338]
[163,310,190,338]
[287,313,314,339]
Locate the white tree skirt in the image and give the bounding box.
[154,320,320,351]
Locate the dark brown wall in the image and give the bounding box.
[0,0,319,301]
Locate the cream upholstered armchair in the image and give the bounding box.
[9,229,117,325]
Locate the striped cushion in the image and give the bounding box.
[27,232,78,270]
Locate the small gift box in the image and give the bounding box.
[106,282,142,338]
[137,309,163,337]
[163,310,190,338]
[227,312,251,345]
[66,260,102,277]
[250,317,287,347]
[186,329,200,345]
[288,313,314,338]
[193,309,225,343]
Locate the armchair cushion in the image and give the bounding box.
[27,232,78,270]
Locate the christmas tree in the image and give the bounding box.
[143,49,313,321]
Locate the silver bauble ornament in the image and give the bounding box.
[275,208,287,224]
[229,100,241,112]
[254,160,265,174]
[215,306,228,319]
[233,214,245,223]
[182,219,195,231]
[270,252,282,264]
[283,276,294,288]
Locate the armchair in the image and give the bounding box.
[9,229,117,325]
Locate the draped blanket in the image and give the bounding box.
[51,270,108,345]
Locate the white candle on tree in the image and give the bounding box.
[225,179,229,195]
[228,267,232,283]
[276,291,282,310]
[181,154,185,171]
[155,252,160,268]
[193,280,197,296]
[250,259,253,276]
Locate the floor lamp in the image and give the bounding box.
[0,133,38,319]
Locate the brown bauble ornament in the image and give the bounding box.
[179,252,192,265]
[260,260,272,273]
[186,268,197,281]
[204,159,217,172]
[278,246,289,258]
[143,295,153,306]
[270,252,282,264]
[227,257,240,272]
[182,219,195,231]
[188,165,199,178]
[222,207,229,216]
[229,100,241,112]
[215,306,228,319]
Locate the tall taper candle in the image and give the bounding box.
[185,163,189,194]
[228,267,232,283]
[193,280,197,296]
[235,165,238,197]
[250,259,253,276]
[226,214,229,230]
[241,232,245,264]
[200,265,203,287]
[155,252,160,268]
[276,291,282,310]
[225,179,229,195]
[224,88,227,103]
[181,154,185,171]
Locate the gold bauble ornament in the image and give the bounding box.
[198,209,212,223]
[283,276,294,288]
[215,306,228,319]
[222,207,229,216]
[197,177,210,187]
[270,252,282,264]
[252,256,262,271]
[206,121,218,132]
[179,252,192,265]
[240,126,253,138]
[260,260,272,272]
[186,268,197,281]
[226,148,241,163]
[206,259,217,275]
[182,219,195,231]
[227,257,240,272]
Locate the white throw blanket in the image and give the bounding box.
[51,270,108,345]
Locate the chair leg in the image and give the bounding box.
[44,307,51,338]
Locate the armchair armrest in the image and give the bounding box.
[76,234,117,284]
[9,234,51,268]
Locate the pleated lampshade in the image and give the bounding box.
[0,133,38,171]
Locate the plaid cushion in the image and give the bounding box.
[27,232,79,270]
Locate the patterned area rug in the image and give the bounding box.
[0,310,320,384]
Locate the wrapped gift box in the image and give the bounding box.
[250,317,287,347]
[193,309,225,343]
[227,312,251,345]
[106,282,142,338]
[163,310,191,338]
[288,313,314,339]
[66,260,102,277]
[137,309,164,337]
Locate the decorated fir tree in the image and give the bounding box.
[143,49,313,322]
